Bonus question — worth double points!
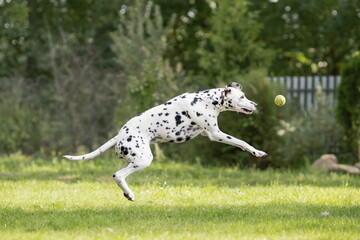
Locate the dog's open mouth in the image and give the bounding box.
[241,108,253,114]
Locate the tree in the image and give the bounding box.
[110,0,183,114]
[0,0,125,78]
[250,0,360,75]
[197,0,273,87]
[154,0,213,73]
[47,36,115,153]
[0,0,124,154]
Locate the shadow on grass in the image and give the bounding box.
[0,203,358,234]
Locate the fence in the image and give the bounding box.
[268,76,341,110]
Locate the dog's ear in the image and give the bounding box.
[227,82,242,90]
[223,86,231,97]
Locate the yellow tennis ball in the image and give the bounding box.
[274,95,286,106]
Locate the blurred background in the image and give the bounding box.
[0,0,359,168]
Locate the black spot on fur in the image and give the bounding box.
[191,97,200,106]
[181,111,191,119]
[127,136,132,142]
[120,146,129,155]
[227,136,232,139]
[196,112,203,117]
[212,101,219,105]
[176,137,183,142]
[175,115,183,126]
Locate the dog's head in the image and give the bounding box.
[221,82,257,114]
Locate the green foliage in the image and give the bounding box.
[0,0,124,78]
[47,40,116,153]
[278,87,344,167]
[0,2,30,76]
[251,0,360,75]
[0,0,127,154]
[0,78,41,154]
[197,0,273,86]
[154,0,213,72]
[336,54,360,160]
[110,0,184,115]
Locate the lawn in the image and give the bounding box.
[0,153,359,240]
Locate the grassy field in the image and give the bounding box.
[0,153,359,240]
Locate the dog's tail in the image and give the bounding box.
[63,136,118,161]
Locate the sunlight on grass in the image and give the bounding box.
[0,155,359,239]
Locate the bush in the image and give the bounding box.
[0,78,41,154]
[110,0,182,116]
[336,54,360,161]
[196,0,273,87]
[277,86,344,168]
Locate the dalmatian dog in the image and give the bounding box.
[63,82,267,201]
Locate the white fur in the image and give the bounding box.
[63,82,267,201]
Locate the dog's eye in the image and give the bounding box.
[240,96,244,99]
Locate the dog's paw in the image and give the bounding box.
[252,150,267,158]
[124,192,135,201]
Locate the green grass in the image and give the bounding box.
[0,153,359,240]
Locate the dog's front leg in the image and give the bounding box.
[206,129,267,158]
[191,107,267,157]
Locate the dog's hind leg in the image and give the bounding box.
[113,144,153,201]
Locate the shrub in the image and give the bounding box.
[336,54,360,161]
[0,78,41,154]
[277,85,343,168]
[196,0,273,87]
[110,0,183,115]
